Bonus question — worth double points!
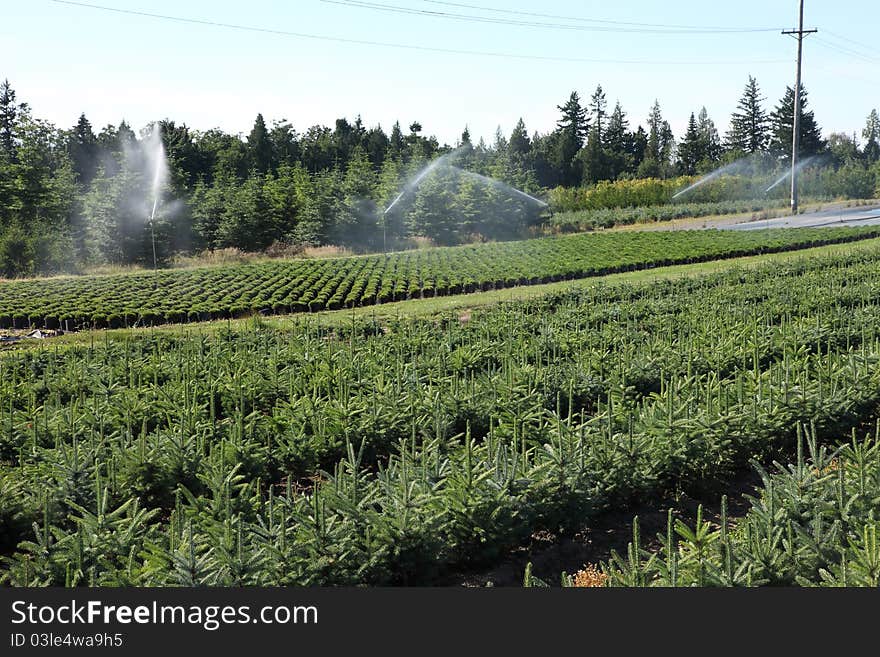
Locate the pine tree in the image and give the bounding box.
[590,85,608,141]
[492,126,508,154]
[554,91,589,186]
[579,86,610,183]
[190,176,226,250]
[67,113,99,185]
[769,84,825,160]
[604,102,631,178]
[696,107,722,166]
[454,172,484,240]
[335,145,378,247]
[639,101,673,177]
[217,172,275,251]
[508,118,530,156]
[862,109,880,163]
[389,121,404,159]
[247,114,274,174]
[630,125,648,173]
[376,156,404,244]
[556,91,589,145]
[363,125,388,167]
[725,76,770,154]
[677,113,702,175]
[0,79,23,163]
[407,169,456,245]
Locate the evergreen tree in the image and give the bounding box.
[580,86,610,183]
[389,121,405,159]
[81,167,145,265]
[0,79,23,163]
[217,172,275,250]
[247,113,274,174]
[286,164,325,245]
[580,130,606,183]
[264,163,306,240]
[407,168,457,246]
[67,113,99,185]
[862,109,880,163]
[454,172,484,239]
[554,91,589,186]
[334,145,378,248]
[376,156,404,246]
[492,126,507,153]
[159,120,205,190]
[528,131,558,188]
[639,101,673,177]
[630,125,648,173]
[456,126,474,169]
[604,102,631,179]
[330,117,365,167]
[362,125,389,167]
[268,120,300,167]
[725,76,770,154]
[508,118,530,156]
[677,113,702,175]
[299,125,334,173]
[189,176,227,250]
[827,132,860,166]
[769,84,825,160]
[590,85,608,141]
[696,107,722,167]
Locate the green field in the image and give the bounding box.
[3,226,880,330]
[5,243,880,585]
[538,429,880,587]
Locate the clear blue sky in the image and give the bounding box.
[2,1,878,144]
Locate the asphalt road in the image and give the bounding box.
[723,204,880,231]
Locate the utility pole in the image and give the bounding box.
[782,0,817,215]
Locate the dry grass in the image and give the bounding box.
[570,564,609,588]
[168,244,353,269]
[302,244,352,259]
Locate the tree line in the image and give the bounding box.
[1,75,878,277]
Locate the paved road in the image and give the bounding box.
[723,204,880,231]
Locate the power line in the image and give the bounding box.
[45,0,787,66]
[420,0,779,32]
[322,0,781,34]
[823,30,880,58]
[813,36,880,64]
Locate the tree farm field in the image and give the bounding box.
[4,0,880,600]
[4,229,880,588]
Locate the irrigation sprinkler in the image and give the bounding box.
[148,216,158,271]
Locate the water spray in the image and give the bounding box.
[456,169,548,207]
[764,156,816,194]
[149,167,161,270]
[383,147,468,215]
[146,126,166,270]
[671,156,759,200]
[380,147,548,249]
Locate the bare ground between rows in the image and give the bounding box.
[444,469,763,587]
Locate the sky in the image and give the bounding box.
[2,0,879,145]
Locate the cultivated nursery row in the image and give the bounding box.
[548,199,787,232]
[2,227,880,330]
[4,247,880,585]
[538,429,880,587]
